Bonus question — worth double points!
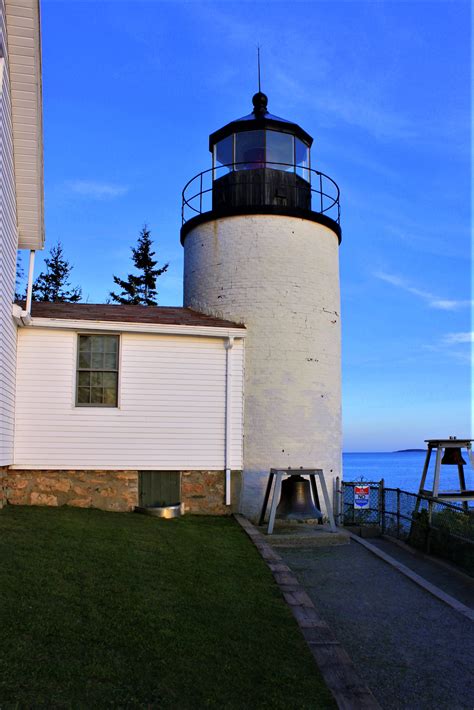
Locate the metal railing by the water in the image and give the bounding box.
[181,162,341,225]
[336,479,474,575]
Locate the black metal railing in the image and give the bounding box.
[335,479,474,575]
[181,162,341,225]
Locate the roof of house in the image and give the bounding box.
[25,302,246,329]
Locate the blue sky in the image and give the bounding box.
[27,0,471,451]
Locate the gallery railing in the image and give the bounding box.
[181,162,341,225]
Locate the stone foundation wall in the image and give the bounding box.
[182,470,228,515]
[1,469,241,515]
[3,470,138,512]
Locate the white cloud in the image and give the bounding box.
[66,180,129,200]
[374,271,472,311]
[431,299,472,311]
[443,332,474,345]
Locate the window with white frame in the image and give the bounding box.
[76,334,119,407]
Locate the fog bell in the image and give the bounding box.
[441,447,466,466]
[276,474,322,520]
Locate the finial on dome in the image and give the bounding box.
[252,91,268,116]
[252,45,267,115]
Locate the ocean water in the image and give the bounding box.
[342,451,474,494]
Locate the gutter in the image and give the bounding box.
[19,316,246,339]
[224,336,234,505]
[25,250,35,314]
[12,304,31,326]
[12,250,35,325]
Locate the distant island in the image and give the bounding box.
[394,449,425,453]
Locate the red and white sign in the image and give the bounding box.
[354,485,370,509]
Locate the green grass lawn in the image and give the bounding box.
[0,506,335,709]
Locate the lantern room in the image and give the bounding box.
[210,92,312,180]
[181,92,341,243]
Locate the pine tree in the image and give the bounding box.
[15,252,25,302]
[32,242,82,303]
[110,226,168,305]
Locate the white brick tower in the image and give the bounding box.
[181,92,342,519]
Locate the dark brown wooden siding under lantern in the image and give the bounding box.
[138,472,181,507]
[212,168,311,212]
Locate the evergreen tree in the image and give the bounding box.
[110,226,168,305]
[15,252,25,302]
[32,242,82,303]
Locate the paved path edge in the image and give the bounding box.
[382,534,474,585]
[234,514,381,710]
[349,533,474,623]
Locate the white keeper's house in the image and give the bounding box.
[0,0,342,519]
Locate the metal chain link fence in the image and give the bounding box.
[336,480,383,526]
[335,478,474,576]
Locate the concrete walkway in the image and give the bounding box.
[369,536,474,608]
[278,539,474,710]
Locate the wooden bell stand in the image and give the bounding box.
[418,438,474,513]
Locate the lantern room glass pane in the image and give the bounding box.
[266,130,294,172]
[296,138,310,182]
[235,130,265,170]
[214,135,233,175]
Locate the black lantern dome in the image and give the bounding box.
[209,92,313,154]
[209,93,312,178]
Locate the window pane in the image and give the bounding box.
[103,372,117,388]
[91,335,105,353]
[77,387,90,404]
[235,130,265,170]
[104,337,118,353]
[79,336,91,351]
[78,352,91,369]
[78,371,90,387]
[103,387,117,406]
[104,353,117,370]
[296,138,310,182]
[91,371,103,387]
[215,135,233,175]
[91,352,104,369]
[91,387,103,404]
[266,131,293,172]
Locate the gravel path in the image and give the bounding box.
[279,541,474,710]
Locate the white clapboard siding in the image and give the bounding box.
[14,328,244,470]
[0,0,19,466]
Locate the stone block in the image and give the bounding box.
[98,487,115,498]
[36,476,71,493]
[72,485,86,495]
[31,492,58,507]
[68,498,91,508]
[6,476,29,490]
[6,489,29,505]
[115,472,138,481]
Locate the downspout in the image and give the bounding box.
[25,250,35,315]
[224,336,234,506]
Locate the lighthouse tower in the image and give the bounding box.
[181,92,342,519]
